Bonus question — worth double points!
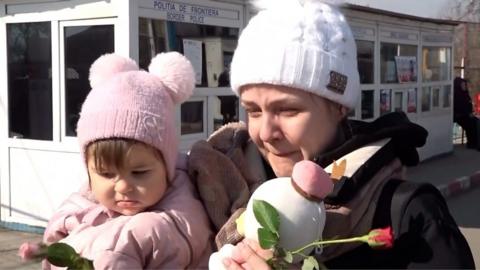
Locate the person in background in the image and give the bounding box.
[42,52,213,269]
[454,76,479,150]
[188,0,475,269]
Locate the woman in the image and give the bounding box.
[188,0,474,268]
[453,77,479,150]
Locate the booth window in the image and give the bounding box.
[380,43,417,84]
[138,17,238,88]
[64,25,114,136]
[181,100,204,135]
[7,22,52,140]
[380,89,392,115]
[432,87,440,108]
[139,17,240,135]
[421,86,431,112]
[443,85,451,108]
[356,40,374,84]
[139,18,167,70]
[422,47,451,82]
[361,90,374,119]
[394,91,403,112]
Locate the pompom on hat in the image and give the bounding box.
[77,52,195,180]
[230,0,360,109]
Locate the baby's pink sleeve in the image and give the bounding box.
[93,250,142,270]
[43,192,97,244]
[92,212,192,269]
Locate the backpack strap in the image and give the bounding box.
[390,179,421,237]
[389,179,443,238]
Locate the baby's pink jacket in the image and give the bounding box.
[43,154,213,269]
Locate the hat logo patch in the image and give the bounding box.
[327,71,347,95]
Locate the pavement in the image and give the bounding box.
[407,144,480,197]
[0,227,42,269]
[1,144,480,269]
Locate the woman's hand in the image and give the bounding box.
[222,239,273,270]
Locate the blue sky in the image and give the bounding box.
[346,0,453,19]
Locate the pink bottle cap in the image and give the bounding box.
[291,160,334,200]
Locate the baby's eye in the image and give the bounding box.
[98,172,116,179]
[132,170,150,176]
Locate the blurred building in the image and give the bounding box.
[454,22,480,103]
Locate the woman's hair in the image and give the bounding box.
[86,139,164,172]
[308,92,349,120]
[454,77,468,92]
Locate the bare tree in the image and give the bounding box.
[442,0,480,22]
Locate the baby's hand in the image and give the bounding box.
[208,240,273,270]
[223,240,272,270]
[208,244,235,270]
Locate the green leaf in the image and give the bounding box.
[78,258,95,270]
[302,256,320,270]
[257,227,279,249]
[69,256,94,270]
[46,243,78,268]
[253,200,280,234]
[266,258,275,269]
[273,247,286,258]
[283,251,293,263]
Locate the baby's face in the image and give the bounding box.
[88,143,168,215]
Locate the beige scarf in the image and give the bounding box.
[319,158,404,261]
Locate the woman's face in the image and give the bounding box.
[240,84,346,177]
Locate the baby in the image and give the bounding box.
[43,52,213,269]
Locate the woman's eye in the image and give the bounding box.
[246,109,262,118]
[279,108,300,116]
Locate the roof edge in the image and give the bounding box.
[344,4,462,26]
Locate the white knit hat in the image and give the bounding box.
[230,0,360,109]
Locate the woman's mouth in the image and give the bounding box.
[271,151,297,158]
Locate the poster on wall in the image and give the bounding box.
[394,56,417,83]
[407,88,417,113]
[380,89,392,115]
[183,39,203,85]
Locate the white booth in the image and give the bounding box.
[342,5,456,161]
[0,1,456,229]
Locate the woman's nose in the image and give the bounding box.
[259,115,282,143]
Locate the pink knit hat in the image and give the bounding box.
[76,52,195,180]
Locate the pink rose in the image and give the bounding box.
[18,242,46,261]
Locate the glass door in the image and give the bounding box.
[59,19,115,141]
